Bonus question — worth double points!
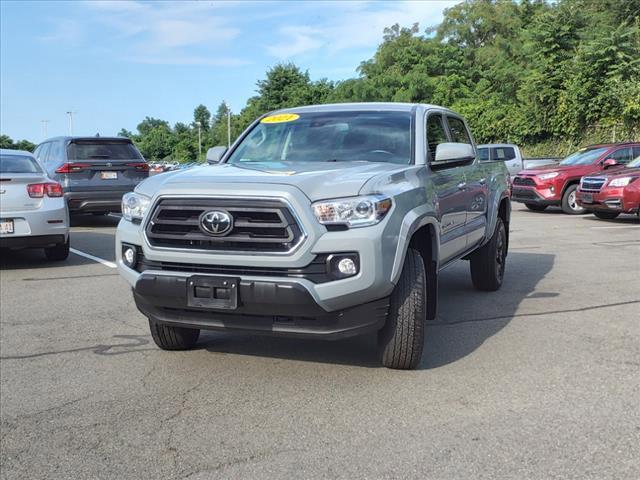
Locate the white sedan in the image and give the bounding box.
[0,149,69,260]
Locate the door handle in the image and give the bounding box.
[457,182,467,190]
[479,178,486,185]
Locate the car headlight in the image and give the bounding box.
[608,177,635,187]
[312,195,392,228]
[122,192,151,222]
[537,171,559,180]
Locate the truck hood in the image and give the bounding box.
[136,161,408,201]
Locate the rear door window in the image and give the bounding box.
[478,148,489,161]
[67,141,143,161]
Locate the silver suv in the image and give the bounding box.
[34,136,148,215]
[116,103,511,369]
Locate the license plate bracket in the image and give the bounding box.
[582,192,593,203]
[187,276,239,310]
[0,219,14,234]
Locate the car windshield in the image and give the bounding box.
[626,155,640,168]
[67,141,143,160]
[226,111,412,165]
[0,154,43,173]
[559,147,608,166]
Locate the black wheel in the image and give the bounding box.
[149,317,200,350]
[378,248,426,370]
[593,211,620,220]
[525,203,547,212]
[561,184,586,214]
[470,217,507,291]
[44,238,69,261]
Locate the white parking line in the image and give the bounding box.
[590,225,639,230]
[70,248,117,269]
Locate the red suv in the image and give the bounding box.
[511,143,640,214]
[576,155,640,220]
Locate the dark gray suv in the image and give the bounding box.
[34,136,148,215]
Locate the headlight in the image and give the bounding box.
[312,195,392,228]
[122,192,151,222]
[537,171,559,180]
[608,177,635,187]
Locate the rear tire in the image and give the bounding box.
[378,248,426,370]
[524,203,547,212]
[149,317,200,350]
[593,211,620,220]
[561,184,586,214]
[44,238,70,261]
[470,217,507,291]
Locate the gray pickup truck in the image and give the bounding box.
[116,103,511,369]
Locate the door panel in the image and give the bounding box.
[463,162,489,248]
[431,167,468,262]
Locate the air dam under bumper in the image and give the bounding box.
[133,273,390,339]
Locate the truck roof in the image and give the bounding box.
[40,136,133,143]
[273,102,456,115]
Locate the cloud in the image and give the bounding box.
[265,0,458,59]
[80,0,245,65]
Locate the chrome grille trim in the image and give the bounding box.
[580,176,606,192]
[143,195,307,255]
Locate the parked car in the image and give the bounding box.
[0,149,69,260]
[577,155,640,220]
[511,142,640,214]
[116,103,511,370]
[478,143,559,176]
[34,136,149,215]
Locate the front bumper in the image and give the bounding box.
[577,188,640,213]
[511,187,558,205]
[133,272,389,339]
[65,189,132,213]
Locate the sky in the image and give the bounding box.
[1,0,457,142]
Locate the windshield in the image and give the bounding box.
[67,141,143,161]
[627,155,640,168]
[559,147,608,166]
[0,154,43,173]
[227,111,412,165]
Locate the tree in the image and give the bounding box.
[193,104,211,131]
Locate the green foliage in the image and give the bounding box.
[115,0,638,159]
[0,134,35,152]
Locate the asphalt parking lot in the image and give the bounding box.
[1,205,638,479]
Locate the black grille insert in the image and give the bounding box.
[513,176,536,187]
[146,198,304,252]
[580,177,606,192]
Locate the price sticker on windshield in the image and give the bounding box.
[261,113,300,124]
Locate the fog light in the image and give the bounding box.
[338,258,357,275]
[122,245,137,268]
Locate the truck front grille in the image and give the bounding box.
[145,197,304,253]
[513,176,536,187]
[580,177,606,192]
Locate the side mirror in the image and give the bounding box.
[206,146,227,164]
[602,158,617,168]
[433,142,475,165]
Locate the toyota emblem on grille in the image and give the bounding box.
[199,210,233,236]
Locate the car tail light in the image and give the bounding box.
[27,183,45,198]
[55,162,91,173]
[127,162,149,172]
[27,182,64,198]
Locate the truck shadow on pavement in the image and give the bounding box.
[200,251,555,369]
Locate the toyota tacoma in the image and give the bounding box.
[116,103,511,369]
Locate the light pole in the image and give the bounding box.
[195,121,202,158]
[41,120,49,139]
[227,108,231,148]
[66,111,76,136]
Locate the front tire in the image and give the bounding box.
[561,184,586,214]
[378,248,426,370]
[470,217,507,291]
[593,211,620,220]
[44,238,69,261]
[149,318,200,350]
[525,203,547,212]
